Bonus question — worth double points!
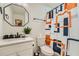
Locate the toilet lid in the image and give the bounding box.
[40,45,54,54]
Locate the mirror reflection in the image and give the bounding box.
[3,4,29,27]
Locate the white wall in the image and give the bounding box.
[27,4,51,38]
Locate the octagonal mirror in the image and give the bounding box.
[3,3,29,27]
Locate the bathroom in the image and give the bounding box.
[0,3,79,56]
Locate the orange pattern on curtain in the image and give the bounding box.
[55,10,72,29]
[64,3,77,10]
[45,35,51,46]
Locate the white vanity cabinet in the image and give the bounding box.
[15,42,34,56]
[0,37,34,56]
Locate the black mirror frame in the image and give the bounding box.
[0,7,2,14]
[3,3,29,27]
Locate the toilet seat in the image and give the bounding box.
[40,45,54,56]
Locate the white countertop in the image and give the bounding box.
[0,37,34,47]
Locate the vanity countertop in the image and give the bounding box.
[0,37,34,47]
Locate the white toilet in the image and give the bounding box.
[36,35,54,56]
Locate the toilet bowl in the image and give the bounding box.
[40,45,54,56]
[36,34,54,56]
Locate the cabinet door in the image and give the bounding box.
[15,42,34,56]
[15,42,33,51]
[0,45,16,56]
[18,48,33,56]
[0,41,34,56]
[6,53,17,56]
